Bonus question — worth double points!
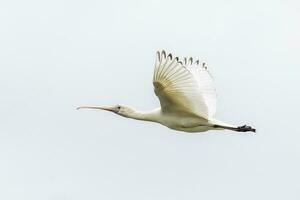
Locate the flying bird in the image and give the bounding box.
[77,51,255,133]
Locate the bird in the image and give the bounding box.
[77,50,255,133]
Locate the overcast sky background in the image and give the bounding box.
[0,0,299,199]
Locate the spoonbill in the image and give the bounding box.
[77,50,255,133]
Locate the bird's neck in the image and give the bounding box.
[125,108,161,123]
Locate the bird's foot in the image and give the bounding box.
[237,125,256,132]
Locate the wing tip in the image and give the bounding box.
[156,51,161,62]
[161,50,166,58]
[155,50,212,71]
[189,57,193,65]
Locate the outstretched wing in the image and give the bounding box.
[153,50,216,119]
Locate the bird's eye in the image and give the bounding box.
[117,106,121,109]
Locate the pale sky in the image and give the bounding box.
[0,0,299,199]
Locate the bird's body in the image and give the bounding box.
[121,108,213,132]
[78,50,255,133]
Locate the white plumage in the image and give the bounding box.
[78,50,255,133]
[153,50,216,119]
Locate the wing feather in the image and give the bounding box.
[153,50,217,119]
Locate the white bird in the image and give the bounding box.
[78,50,255,133]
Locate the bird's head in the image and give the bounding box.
[77,104,135,117]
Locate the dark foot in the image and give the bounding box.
[237,125,256,132]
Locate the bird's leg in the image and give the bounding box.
[212,124,256,132]
[236,125,256,132]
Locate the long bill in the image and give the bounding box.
[76,105,115,112]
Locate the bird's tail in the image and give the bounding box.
[210,119,256,132]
